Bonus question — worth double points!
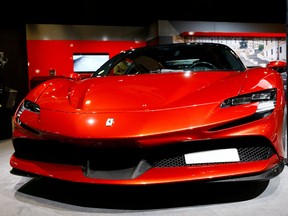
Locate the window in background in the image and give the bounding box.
[73,53,109,73]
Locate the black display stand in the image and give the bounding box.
[0,86,17,140]
[0,107,12,140]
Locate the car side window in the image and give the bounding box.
[110,58,151,75]
[112,59,131,75]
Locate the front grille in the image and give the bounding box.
[13,136,275,169]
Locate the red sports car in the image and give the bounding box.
[10,43,287,185]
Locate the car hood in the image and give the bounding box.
[23,69,278,139]
[35,71,247,112]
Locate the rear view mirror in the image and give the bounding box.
[266,60,287,73]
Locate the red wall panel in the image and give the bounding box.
[26,40,146,80]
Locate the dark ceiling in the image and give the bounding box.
[5,0,287,26]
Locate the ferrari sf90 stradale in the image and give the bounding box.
[10,43,287,185]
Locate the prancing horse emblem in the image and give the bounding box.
[106,118,114,126]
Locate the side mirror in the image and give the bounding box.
[266,60,287,73]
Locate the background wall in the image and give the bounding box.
[26,21,286,85]
[27,40,146,80]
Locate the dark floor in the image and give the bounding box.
[1,139,288,216]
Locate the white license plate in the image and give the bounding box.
[184,148,240,164]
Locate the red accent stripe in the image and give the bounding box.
[180,31,286,38]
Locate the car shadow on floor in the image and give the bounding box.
[15,177,270,210]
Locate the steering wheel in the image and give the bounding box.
[190,61,217,70]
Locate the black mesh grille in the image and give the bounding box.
[153,155,186,167]
[239,145,273,161]
[152,145,274,167]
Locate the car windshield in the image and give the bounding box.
[93,43,246,77]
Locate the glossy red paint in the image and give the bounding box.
[266,60,287,71]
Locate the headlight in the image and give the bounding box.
[15,100,40,125]
[23,100,40,113]
[221,89,276,114]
